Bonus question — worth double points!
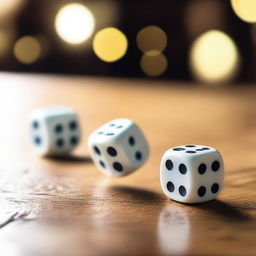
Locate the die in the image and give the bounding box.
[29,106,81,156]
[160,145,224,203]
[88,118,149,177]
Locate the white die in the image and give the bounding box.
[88,118,149,177]
[29,106,81,156]
[160,145,224,204]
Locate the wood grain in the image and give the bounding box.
[0,72,255,256]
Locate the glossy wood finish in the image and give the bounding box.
[0,73,255,256]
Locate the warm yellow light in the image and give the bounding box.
[190,30,239,84]
[137,25,167,53]
[93,27,128,62]
[231,0,256,23]
[55,3,95,44]
[0,0,23,18]
[14,36,41,64]
[140,51,168,77]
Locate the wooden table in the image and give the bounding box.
[0,72,255,256]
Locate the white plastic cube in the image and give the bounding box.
[160,145,224,203]
[29,106,81,156]
[88,118,149,177]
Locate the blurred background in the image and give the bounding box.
[0,0,256,84]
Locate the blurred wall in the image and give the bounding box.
[0,0,255,84]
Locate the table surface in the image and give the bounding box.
[0,72,255,256]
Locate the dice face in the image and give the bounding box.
[160,145,224,204]
[29,106,81,156]
[88,119,149,177]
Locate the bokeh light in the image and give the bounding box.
[14,36,41,64]
[93,27,128,62]
[137,25,167,53]
[140,51,168,77]
[55,3,95,44]
[190,30,240,84]
[0,0,24,19]
[231,0,256,23]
